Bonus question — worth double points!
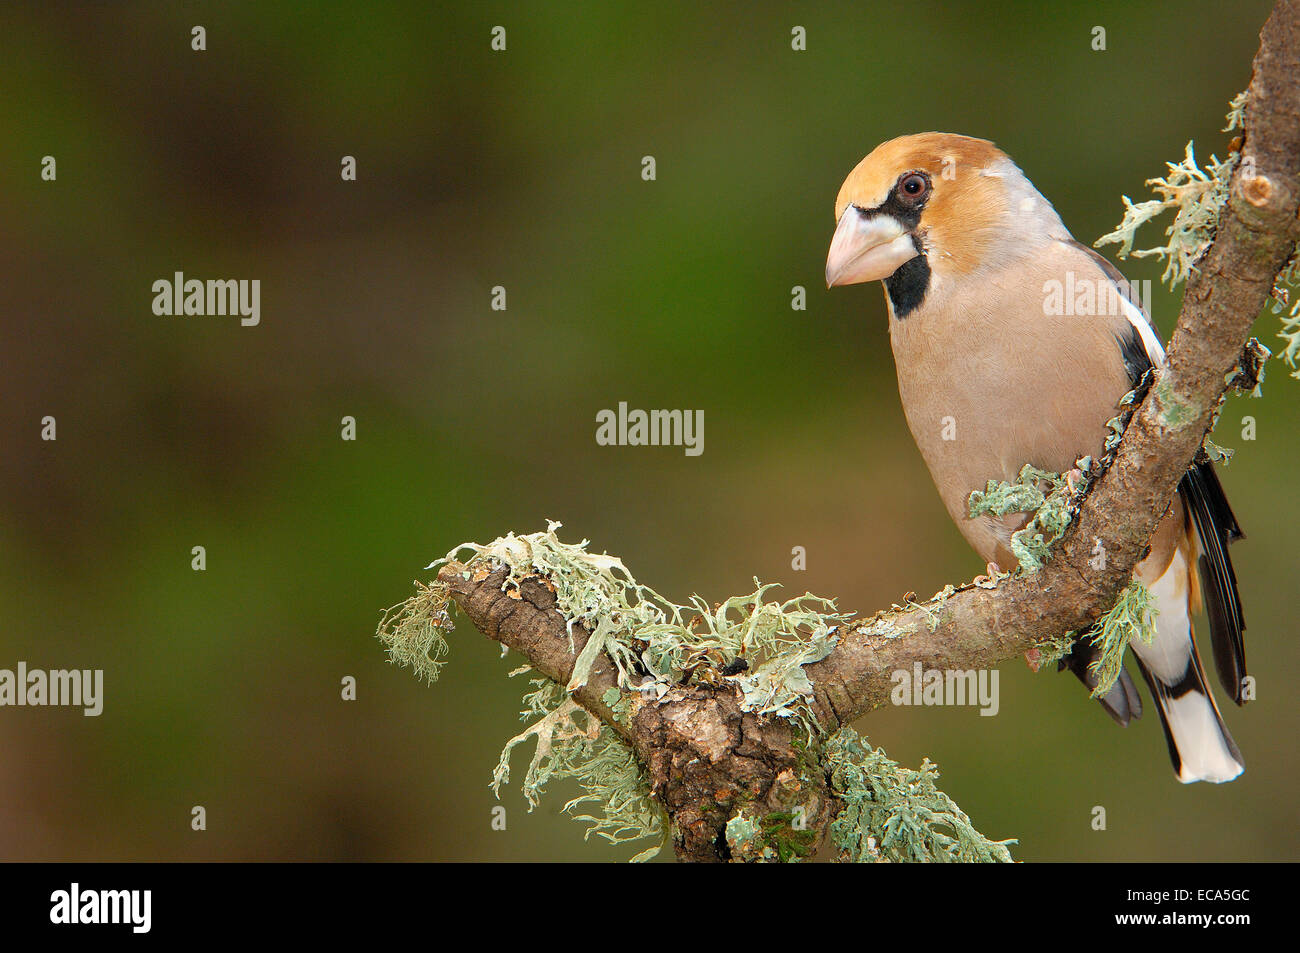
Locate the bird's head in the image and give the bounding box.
[825,132,1067,314]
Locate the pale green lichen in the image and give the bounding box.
[904,584,957,632]
[559,729,668,863]
[376,581,451,684]
[1094,140,1236,287]
[599,685,632,724]
[1270,261,1300,377]
[857,611,916,640]
[382,523,1020,862]
[428,521,681,694]
[1151,378,1196,430]
[1086,580,1158,697]
[1202,436,1234,465]
[724,813,762,858]
[1095,90,1300,379]
[1103,384,1145,456]
[1015,578,1155,695]
[491,676,668,862]
[825,727,1015,863]
[423,522,855,729]
[491,680,588,808]
[733,623,839,736]
[1030,632,1077,671]
[968,465,1081,573]
[381,522,866,860]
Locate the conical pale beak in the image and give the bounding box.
[825,209,919,287]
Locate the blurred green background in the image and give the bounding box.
[1,0,1295,862]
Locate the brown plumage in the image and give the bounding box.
[827,133,1247,782]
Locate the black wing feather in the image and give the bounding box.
[1075,240,1248,709]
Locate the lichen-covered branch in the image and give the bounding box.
[803,0,1300,732]
[381,1,1300,862]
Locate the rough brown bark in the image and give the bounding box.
[439,0,1300,861]
[441,564,834,861]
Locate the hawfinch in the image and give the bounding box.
[826,133,1246,783]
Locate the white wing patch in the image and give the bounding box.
[1119,294,1166,367]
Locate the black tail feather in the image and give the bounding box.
[1060,641,1143,726]
[1132,646,1244,783]
[1179,463,1247,704]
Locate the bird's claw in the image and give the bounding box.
[973,561,1002,588]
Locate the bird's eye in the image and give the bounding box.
[898,173,929,202]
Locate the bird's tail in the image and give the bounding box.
[1130,548,1244,784]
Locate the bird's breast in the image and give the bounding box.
[887,285,1132,564]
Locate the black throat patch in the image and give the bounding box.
[853,191,930,319]
[884,239,930,319]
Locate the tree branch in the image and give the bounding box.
[434,0,1300,861]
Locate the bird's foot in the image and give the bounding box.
[973,561,1002,588]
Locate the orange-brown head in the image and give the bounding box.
[825,133,1068,315]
